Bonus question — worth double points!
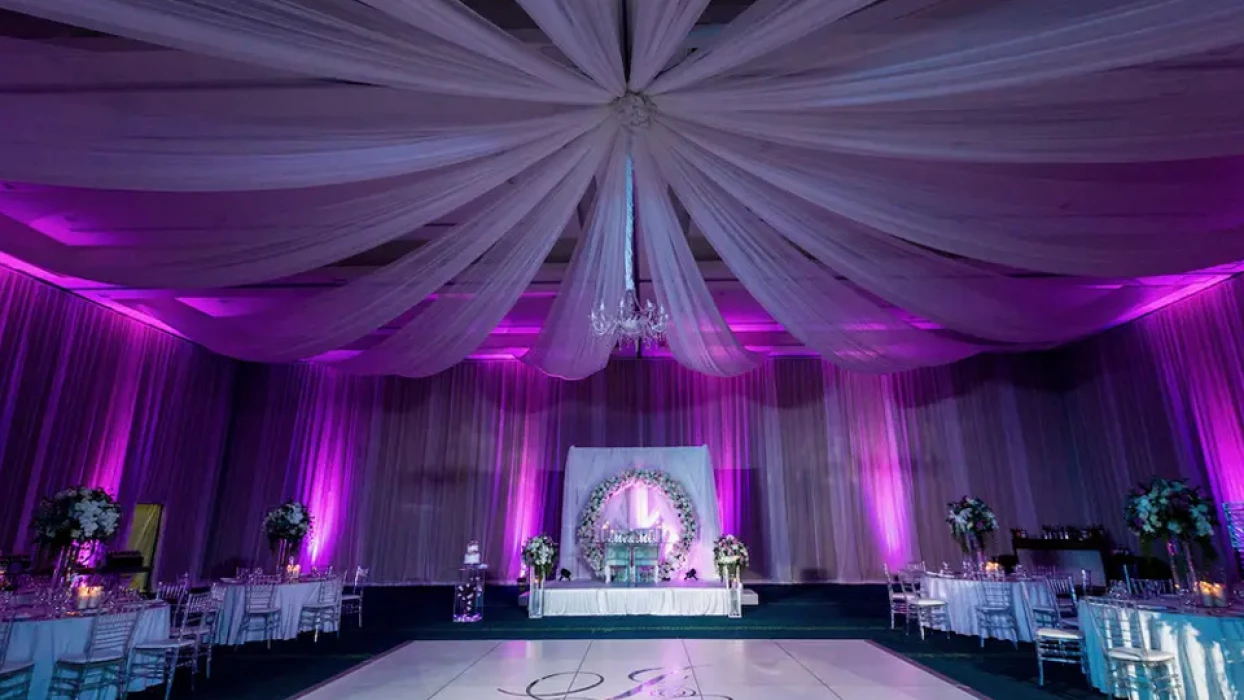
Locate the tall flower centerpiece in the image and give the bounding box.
[521,535,558,582]
[713,535,750,583]
[31,487,122,582]
[1125,477,1217,591]
[263,500,312,568]
[946,496,997,564]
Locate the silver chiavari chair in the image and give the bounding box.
[974,581,1019,648]
[0,605,34,700]
[1018,581,1084,686]
[1084,597,1180,699]
[1045,574,1080,622]
[298,573,344,642]
[155,577,189,607]
[898,569,949,640]
[129,593,201,700]
[340,566,369,629]
[179,588,222,678]
[882,563,914,631]
[48,601,146,699]
[1109,578,1174,599]
[238,578,282,649]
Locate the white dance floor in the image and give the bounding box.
[296,639,984,700]
[518,581,759,616]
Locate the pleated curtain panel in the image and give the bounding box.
[0,0,1243,377]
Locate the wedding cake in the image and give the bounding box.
[463,540,481,565]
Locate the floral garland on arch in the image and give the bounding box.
[576,469,699,580]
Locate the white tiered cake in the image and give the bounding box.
[463,540,481,565]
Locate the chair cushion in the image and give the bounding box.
[302,603,337,611]
[134,638,196,651]
[911,598,947,607]
[976,606,1012,613]
[176,625,214,638]
[1107,647,1176,663]
[245,607,281,615]
[891,593,918,601]
[340,594,362,601]
[1036,627,1082,641]
[56,653,126,666]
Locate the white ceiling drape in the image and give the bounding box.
[0,0,1242,376]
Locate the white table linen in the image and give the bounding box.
[7,604,170,700]
[215,580,335,645]
[921,575,1056,642]
[538,582,733,616]
[1080,600,1243,700]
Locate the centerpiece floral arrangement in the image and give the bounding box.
[521,534,558,581]
[575,469,699,579]
[946,496,997,553]
[1124,477,1217,557]
[712,534,749,581]
[263,500,312,552]
[31,487,122,548]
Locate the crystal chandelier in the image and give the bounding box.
[590,145,671,349]
[591,287,670,348]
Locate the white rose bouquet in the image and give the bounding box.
[713,534,750,581]
[31,487,122,549]
[521,535,558,581]
[263,500,312,550]
[1125,477,1217,558]
[946,496,998,553]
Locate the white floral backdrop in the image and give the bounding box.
[558,446,723,581]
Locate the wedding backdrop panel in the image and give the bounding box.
[0,268,236,577]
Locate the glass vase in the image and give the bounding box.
[1166,538,1199,597]
[52,542,80,587]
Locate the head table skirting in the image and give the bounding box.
[1080,599,1244,700]
[215,579,335,645]
[8,604,170,700]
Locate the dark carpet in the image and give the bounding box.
[132,585,1099,700]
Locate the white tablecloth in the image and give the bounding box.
[921,576,1056,642]
[216,580,334,645]
[1080,600,1244,700]
[538,582,733,616]
[7,605,170,700]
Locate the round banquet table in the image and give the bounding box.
[215,579,334,645]
[920,575,1056,643]
[7,604,170,700]
[1080,599,1244,700]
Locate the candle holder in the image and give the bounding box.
[1196,580,1229,608]
[75,585,103,611]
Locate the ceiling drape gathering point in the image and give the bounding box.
[0,0,1241,378]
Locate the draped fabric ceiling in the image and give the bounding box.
[1,0,1244,378]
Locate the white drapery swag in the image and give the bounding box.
[557,446,724,582]
[0,0,1243,375]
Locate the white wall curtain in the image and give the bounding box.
[557,446,723,581]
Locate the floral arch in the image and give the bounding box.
[575,468,699,579]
